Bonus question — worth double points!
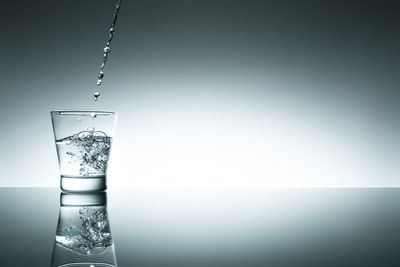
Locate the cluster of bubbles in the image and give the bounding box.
[56,207,112,255]
[61,129,112,176]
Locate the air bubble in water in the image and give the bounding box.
[90,113,96,118]
[97,79,102,86]
[104,46,110,53]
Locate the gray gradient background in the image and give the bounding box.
[0,0,399,187]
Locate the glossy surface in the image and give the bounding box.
[0,188,399,266]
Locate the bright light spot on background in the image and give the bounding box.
[106,75,386,188]
[2,66,396,188]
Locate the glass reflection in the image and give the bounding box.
[51,192,118,267]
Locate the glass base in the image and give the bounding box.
[61,176,106,192]
[55,263,116,267]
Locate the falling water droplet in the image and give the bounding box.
[92,0,123,101]
[94,92,101,101]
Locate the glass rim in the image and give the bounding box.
[51,110,117,116]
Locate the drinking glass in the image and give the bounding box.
[51,192,118,267]
[51,110,117,192]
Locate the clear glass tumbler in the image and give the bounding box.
[51,110,118,192]
[51,192,118,267]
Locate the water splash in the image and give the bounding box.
[56,130,112,176]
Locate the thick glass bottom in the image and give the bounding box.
[61,176,107,192]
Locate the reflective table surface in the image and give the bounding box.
[1,188,399,267]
